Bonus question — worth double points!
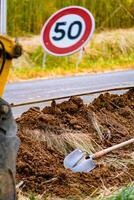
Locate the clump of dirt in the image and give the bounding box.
[16,89,134,198]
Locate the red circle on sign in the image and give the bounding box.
[41,6,95,56]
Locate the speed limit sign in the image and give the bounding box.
[41,6,95,56]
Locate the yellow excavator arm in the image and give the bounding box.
[0,35,22,96]
[0,35,22,199]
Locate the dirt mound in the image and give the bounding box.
[16,89,134,198]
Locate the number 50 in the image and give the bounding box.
[52,21,82,41]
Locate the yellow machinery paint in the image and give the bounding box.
[0,35,22,96]
[0,59,11,96]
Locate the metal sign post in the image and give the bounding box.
[0,0,7,35]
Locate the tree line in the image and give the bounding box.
[7,0,134,36]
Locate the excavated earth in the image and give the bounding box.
[16,89,134,199]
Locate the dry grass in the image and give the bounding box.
[87,29,134,58]
[18,184,134,200]
[24,128,95,155]
[24,121,134,171]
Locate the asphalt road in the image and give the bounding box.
[4,70,134,117]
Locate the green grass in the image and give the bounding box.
[104,185,134,200]
[10,29,134,81]
[10,53,134,81]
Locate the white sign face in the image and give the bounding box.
[50,14,86,48]
[41,6,95,56]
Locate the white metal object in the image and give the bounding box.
[42,51,47,68]
[0,0,7,35]
[64,149,96,173]
[76,48,83,70]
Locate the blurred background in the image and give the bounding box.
[6,0,134,81]
[7,0,134,35]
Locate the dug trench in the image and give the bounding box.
[16,89,134,199]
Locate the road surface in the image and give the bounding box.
[4,70,134,117]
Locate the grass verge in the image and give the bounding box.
[18,185,134,200]
[9,29,134,81]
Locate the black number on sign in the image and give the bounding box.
[52,21,82,41]
[68,21,82,40]
[52,22,66,41]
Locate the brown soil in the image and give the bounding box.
[16,89,134,199]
